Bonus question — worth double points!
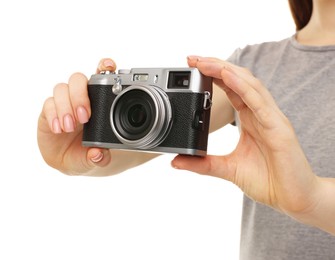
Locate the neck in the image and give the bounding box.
[297,0,335,46]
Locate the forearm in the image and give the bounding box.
[290,177,335,235]
[209,83,235,133]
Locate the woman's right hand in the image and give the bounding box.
[37,58,117,175]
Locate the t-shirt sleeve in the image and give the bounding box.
[226,48,242,65]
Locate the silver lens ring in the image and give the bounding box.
[110,85,172,149]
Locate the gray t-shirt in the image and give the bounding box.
[228,35,335,259]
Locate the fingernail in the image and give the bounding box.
[171,160,180,170]
[187,55,201,61]
[77,106,89,124]
[103,59,115,68]
[52,118,62,134]
[63,114,75,132]
[91,152,104,163]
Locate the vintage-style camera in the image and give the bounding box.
[82,67,213,156]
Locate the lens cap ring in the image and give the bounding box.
[110,85,172,149]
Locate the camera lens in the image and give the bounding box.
[128,104,147,127]
[113,90,156,141]
[110,85,172,149]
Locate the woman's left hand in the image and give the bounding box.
[172,56,323,224]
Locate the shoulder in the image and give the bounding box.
[227,36,293,66]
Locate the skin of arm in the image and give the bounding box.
[37,58,234,176]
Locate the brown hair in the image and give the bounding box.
[288,0,313,30]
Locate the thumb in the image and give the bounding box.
[171,154,235,182]
[96,58,117,74]
[87,148,111,167]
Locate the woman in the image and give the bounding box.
[38,0,335,258]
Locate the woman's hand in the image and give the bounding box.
[37,58,117,175]
[172,56,330,231]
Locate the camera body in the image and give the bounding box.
[82,67,213,156]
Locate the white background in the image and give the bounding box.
[0,1,294,259]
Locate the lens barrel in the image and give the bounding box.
[110,85,172,149]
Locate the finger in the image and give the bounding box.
[188,56,268,100]
[222,64,277,104]
[187,55,201,67]
[87,148,111,167]
[53,83,75,133]
[188,56,280,126]
[192,57,275,103]
[187,56,252,79]
[195,59,247,110]
[171,154,235,182]
[96,58,117,74]
[215,72,247,112]
[68,72,91,124]
[192,58,249,111]
[187,56,227,79]
[221,66,284,129]
[60,146,112,175]
[190,58,274,114]
[213,69,247,112]
[42,97,62,134]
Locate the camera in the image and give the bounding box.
[82,67,213,156]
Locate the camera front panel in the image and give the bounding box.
[157,91,211,153]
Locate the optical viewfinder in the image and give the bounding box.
[168,71,191,89]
